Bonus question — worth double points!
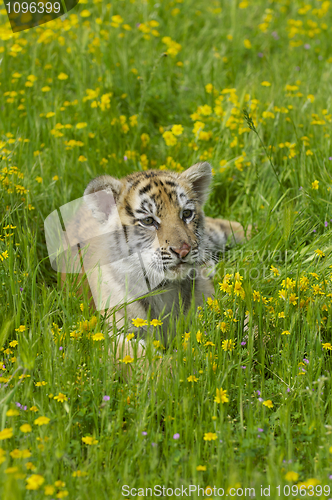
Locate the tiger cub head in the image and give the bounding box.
[83,162,212,282]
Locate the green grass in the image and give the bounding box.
[0,0,332,498]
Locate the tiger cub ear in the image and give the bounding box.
[181,162,212,205]
[84,175,124,223]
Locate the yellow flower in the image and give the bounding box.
[44,485,55,495]
[15,325,26,332]
[57,491,69,499]
[285,471,299,481]
[196,331,203,343]
[112,14,123,23]
[153,340,164,349]
[203,432,217,441]
[35,381,47,387]
[120,355,134,364]
[220,282,231,293]
[282,277,295,289]
[289,293,298,305]
[309,272,319,280]
[298,478,320,488]
[36,176,43,183]
[132,318,148,328]
[196,465,207,471]
[162,131,177,146]
[263,400,273,409]
[92,332,105,341]
[5,466,19,474]
[315,249,325,257]
[30,406,38,412]
[244,39,252,49]
[205,83,213,93]
[0,428,13,440]
[55,480,65,488]
[129,115,138,127]
[281,330,291,335]
[312,284,322,295]
[311,180,319,189]
[42,86,51,92]
[222,339,235,351]
[234,272,243,282]
[150,319,163,327]
[233,280,245,298]
[141,133,150,145]
[26,462,36,470]
[20,424,32,433]
[54,393,68,403]
[187,375,198,382]
[270,265,280,276]
[82,436,98,445]
[214,388,229,404]
[10,449,22,458]
[126,333,135,341]
[322,342,332,350]
[261,81,271,86]
[171,124,184,136]
[72,470,88,477]
[192,120,205,135]
[80,9,91,17]
[218,321,227,333]
[58,73,68,80]
[6,409,19,416]
[26,474,45,490]
[34,416,50,426]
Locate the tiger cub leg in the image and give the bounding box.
[204,216,250,251]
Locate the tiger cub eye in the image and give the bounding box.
[182,209,193,220]
[141,217,154,226]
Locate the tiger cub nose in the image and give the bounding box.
[170,242,191,259]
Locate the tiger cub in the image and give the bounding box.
[61,162,247,358]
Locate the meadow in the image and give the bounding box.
[0,0,332,498]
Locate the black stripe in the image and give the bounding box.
[139,184,152,196]
[125,203,134,218]
[123,225,128,244]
